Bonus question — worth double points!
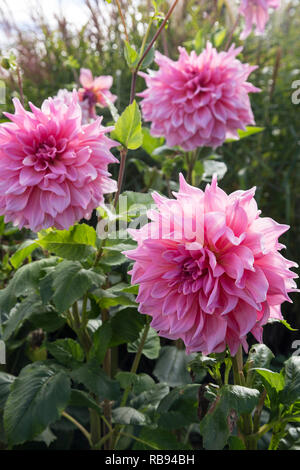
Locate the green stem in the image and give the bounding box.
[62,411,92,446]
[115,0,129,42]
[90,409,102,449]
[120,431,159,450]
[231,346,257,450]
[113,320,151,449]
[121,320,151,407]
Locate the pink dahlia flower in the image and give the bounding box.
[78,68,117,120]
[0,94,118,232]
[138,43,260,151]
[54,88,90,124]
[239,0,280,40]
[124,175,298,355]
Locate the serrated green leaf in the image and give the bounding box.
[132,427,190,450]
[0,372,15,410]
[199,385,260,450]
[112,407,150,426]
[71,361,120,401]
[89,322,112,364]
[51,260,104,313]
[124,41,139,68]
[111,101,143,150]
[254,368,285,408]
[281,357,300,405]
[0,257,59,315]
[46,339,85,367]
[10,240,40,269]
[69,389,103,415]
[4,363,71,445]
[130,383,169,409]
[153,346,195,387]
[247,344,275,369]
[37,224,97,260]
[128,326,160,359]
[109,308,146,347]
[2,294,44,341]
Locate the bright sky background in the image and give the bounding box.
[0,0,90,30]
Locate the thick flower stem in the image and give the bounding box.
[90,409,102,449]
[231,346,258,450]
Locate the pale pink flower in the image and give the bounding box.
[54,88,90,124]
[78,68,117,120]
[239,0,280,40]
[124,174,298,355]
[0,93,118,232]
[138,43,260,151]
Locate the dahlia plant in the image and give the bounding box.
[0,0,299,453]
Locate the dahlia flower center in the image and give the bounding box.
[170,248,210,295]
[36,142,57,161]
[83,89,97,106]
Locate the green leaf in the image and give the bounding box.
[89,322,112,364]
[157,384,200,430]
[140,45,155,69]
[142,127,165,156]
[132,427,190,450]
[130,383,169,410]
[0,257,59,315]
[46,339,85,367]
[2,294,44,341]
[0,372,15,409]
[247,344,275,369]
[109,308,146,347]
[124,41,139,68]
[225,126,264,142]
[202,160,227,181]
[281,357,300,406]
[93,288,136,309]
[51,260,105,313]
[254,368,285,407]
[153,346,195,387]
[214,28,227,47]
[30,305,66,333]
[116,372,155,393]
[71,361,120,401]
[34,427,57,447]
[128,326,160,359]
[37,224,97,260]
[69,390,103,415]
[117,190,154,221]
[4,363,71,445]
[112,407,150,426]
[228,435,246,450]
[158,384,200,414]
[199,385,260,450]
[10,240,40,269]
[278,427,300,450]
[111,100,143,150]
[268,317,298,331]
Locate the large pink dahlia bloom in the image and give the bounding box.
[0,94,118,232]
[239,0,280,40]
[138,43,260,151]
[124,175,298,355]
